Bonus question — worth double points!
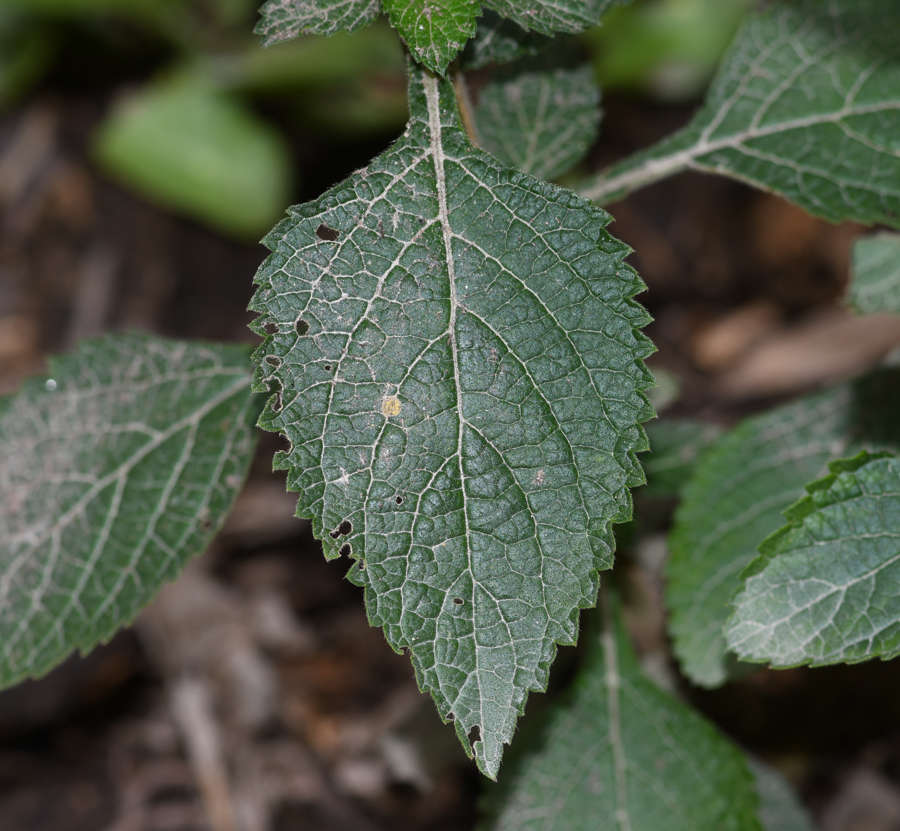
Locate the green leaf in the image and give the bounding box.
[751,760,815,831]
[582,0,900,228]
[666,370,900,687]
[725,451,900,668]
[383,0,480,76]
[640,418,723,499]
[480,592,762,831]
[94,74,292,240]
[465,47,600,181]
[0,335,261,689]
[255,0,380,45]
[249,63,654,777]
[484,0,624,37]
[849,232,900,316]
[459,9,552,71]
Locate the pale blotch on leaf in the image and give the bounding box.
[381,396,402,417]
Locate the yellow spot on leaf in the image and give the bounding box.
[382,396,402,417]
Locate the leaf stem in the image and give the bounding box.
[577,146,697,205]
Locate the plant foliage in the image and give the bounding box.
[249,61,654,776]
[666,371,900,687]
[481,591,762,831]
[583,0,900,228]
[0,335,260,688]
[726,450,900,668]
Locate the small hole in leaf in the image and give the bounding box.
[357,559,365,570]
[263,322,278,335]
[295,319,309,336]
[316,223,340,241]
[265,355,281,367]
[453,597,464,606]
[267,378,284,413]
[395,495,403,505]
[339,543,351,557]
[330,520,352,538]
[467,725,481,752]
[324,365,332,371]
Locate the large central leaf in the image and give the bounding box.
[249,64,653,777]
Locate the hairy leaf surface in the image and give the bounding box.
[0,335,260,688]
[583,0,900,228]
[255,0,380,44]
[383,0,480,75]
[466,48,600,181]
[460,9,551,71]
[484,0,624,37]
[726,451,900,668]
[480,592,761,831]
[849,232,900,316]
[249,64,653,777]
[666,371,900,687]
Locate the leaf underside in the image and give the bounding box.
[586,0,900,227]
[666,370,900,688]
[481,593,762,831]
[849,232,900,316]
[468,47,600,181]
[0,334,260,688]
[726,451,900,668]
[249,63,653,777]
[484,0,624,36]
[255,0,381,44]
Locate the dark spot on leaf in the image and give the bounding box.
[339,543,351,557]
[324,364,332,371]
[357,558,365,569]
[453,597,464,606]
[316,223,340,241]
[295,319,309,336]
[263,322,278,335]
[200,517,214,532]
[395,495,403,504]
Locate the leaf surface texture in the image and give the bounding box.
[849,232,900,316]
[0,335,260,688]
[726,451,900,668]
[249,64,653,777]
[484,0,623,36]
[584,0,900,228]
[383,0,480,75]
[481,593,761,831]
[467,48,600,181]
[255,0,381,44]
[666,371,900,687]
